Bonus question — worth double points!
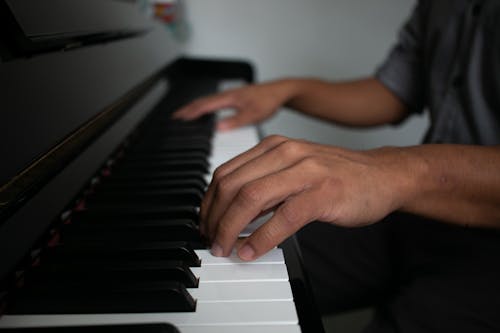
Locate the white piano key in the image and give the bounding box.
[240,212,273,237]
[206,126,260,180]
[191,263,288,282]
[195,248,284,265]
[188,280,293,302]
[178,325,301,333]
[0,301,298,328]
[211,126,259,156]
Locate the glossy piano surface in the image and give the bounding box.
[0,1,323,332]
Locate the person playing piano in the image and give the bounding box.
[173,1,500,332]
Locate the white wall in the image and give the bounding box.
[182,0,429,149]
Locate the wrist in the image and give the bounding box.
[268,78,307,106]
[370,146,429,213]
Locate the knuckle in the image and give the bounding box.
[299,155,322,171]
[279,203,304,228]
[236,183,262,207]
[212,165,229,183]
[212,169,223,184]
[215,176,234,196]
[277,140,305,158]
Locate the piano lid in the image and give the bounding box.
[6,0,151,40]
[0,0,153,59]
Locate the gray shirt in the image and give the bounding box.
[376,0,500,145]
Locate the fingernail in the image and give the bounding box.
[210,243,224,257]
[238,244,256,261]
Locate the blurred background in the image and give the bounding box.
[180,0,429,150]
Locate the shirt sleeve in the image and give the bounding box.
[375,0,427,114]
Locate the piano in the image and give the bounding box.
[0,1,325,332]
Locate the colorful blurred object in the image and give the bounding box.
[153,1,177,24]
[149,0,189,41]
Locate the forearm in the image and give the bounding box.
[279,77,409,126]
[387,144,500,228]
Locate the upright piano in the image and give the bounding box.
[0,1,324,332]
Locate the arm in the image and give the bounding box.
[284,78,408,126]
[201,137,500,260]
[172,77,409,130]
[398,144,500,227]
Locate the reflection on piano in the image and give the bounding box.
[0,1,324,332]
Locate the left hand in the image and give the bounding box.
[201,135,416,260]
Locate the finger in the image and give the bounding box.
[216,111,257,131]
[172,93,235,120]
[209,162,314,256]
[199,135,289,226]
[200,196,275,239]
[238,189,324,261]
[214,135,291,180]
[204,140,309,243]
[217,117,242,131]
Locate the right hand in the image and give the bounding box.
[172,80,294,131]
[199,135,413,260]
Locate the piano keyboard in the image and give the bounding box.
[0,110,301,332]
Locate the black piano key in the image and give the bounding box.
[104,170,207,184]
[44,241,201,267]
[71,211,198,225]
[85,188,203,207]
[79,206,199,221]
[115,158,209,174]
[0,323,181,333]
[138,130,213,142]
[121,151,208,163]
[8,281,196,314]
[144,122,213,131]
[159,114,215,130]
[130,135,212,146]
[83,203,202,214]
[86,190,202,210]
[88,188,203,198]
[66,215,199,230]
[149,115,214,128]
[61,218,201,243]
[151,114,215,127]
[96,178,207,193]
[137,134,213,146]
[29,260,199,288]
[129,140,211,155]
